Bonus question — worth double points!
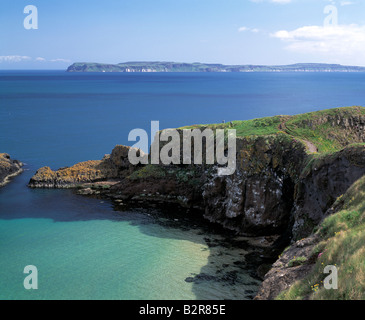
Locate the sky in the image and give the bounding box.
[1,0,365,69]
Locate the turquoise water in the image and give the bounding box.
[0,217,217,300]
[0,170,260,300]
[1,71,365,299]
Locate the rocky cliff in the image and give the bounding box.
[257,173,365,300]
[292,144,365,239]
[29,107,365,236]
[0,153,23,187]
[28,106,365,299]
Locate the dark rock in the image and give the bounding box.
[292,145,365,239]
[255,234,319,300]
[185,273,217,284]
[202,136,305,236]
[220,270,239,285]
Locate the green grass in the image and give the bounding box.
[277,174,365,300]
[181,115,283,137]
[127,164,167,180]
[181,106,365,154]
[287,256,307,267]
[300,143,365,178]
[284,106,365,153]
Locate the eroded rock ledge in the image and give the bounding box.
[28,145,144,188]
[0,153,23,187]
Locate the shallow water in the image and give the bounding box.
[0,170,262,300]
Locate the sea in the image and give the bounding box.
[1,70,365,300]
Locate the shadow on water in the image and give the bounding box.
[0,169,275,299]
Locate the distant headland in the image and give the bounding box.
[66,62,365,73]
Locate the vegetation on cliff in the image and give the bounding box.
[183,106,365,154]
[284,106,365,153]
[276,174,365,300]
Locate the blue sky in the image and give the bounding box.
[1,0,365,69]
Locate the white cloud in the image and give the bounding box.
[238,26,260,33]
[49,58,71,63]
[272,24,365,57]
[250,0,292,3]
[238,27,249,32]
[0,55,31,63]
[0,56,70,63]
[340,1,355,6]
[271,0,292,3]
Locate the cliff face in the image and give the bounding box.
[0,153,23,187]
[292,145,365,239]
[255,234,320,300]
[28,106,365,299]
[201,135,306,236]
[257,173,365,300]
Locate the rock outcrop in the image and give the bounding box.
[28,145,146,188]
[201,135,306,236]
[254,234,319,300]
[0,153,23,187]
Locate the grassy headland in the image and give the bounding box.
[182,106,365,154]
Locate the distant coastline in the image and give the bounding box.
[66,62,365,73]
